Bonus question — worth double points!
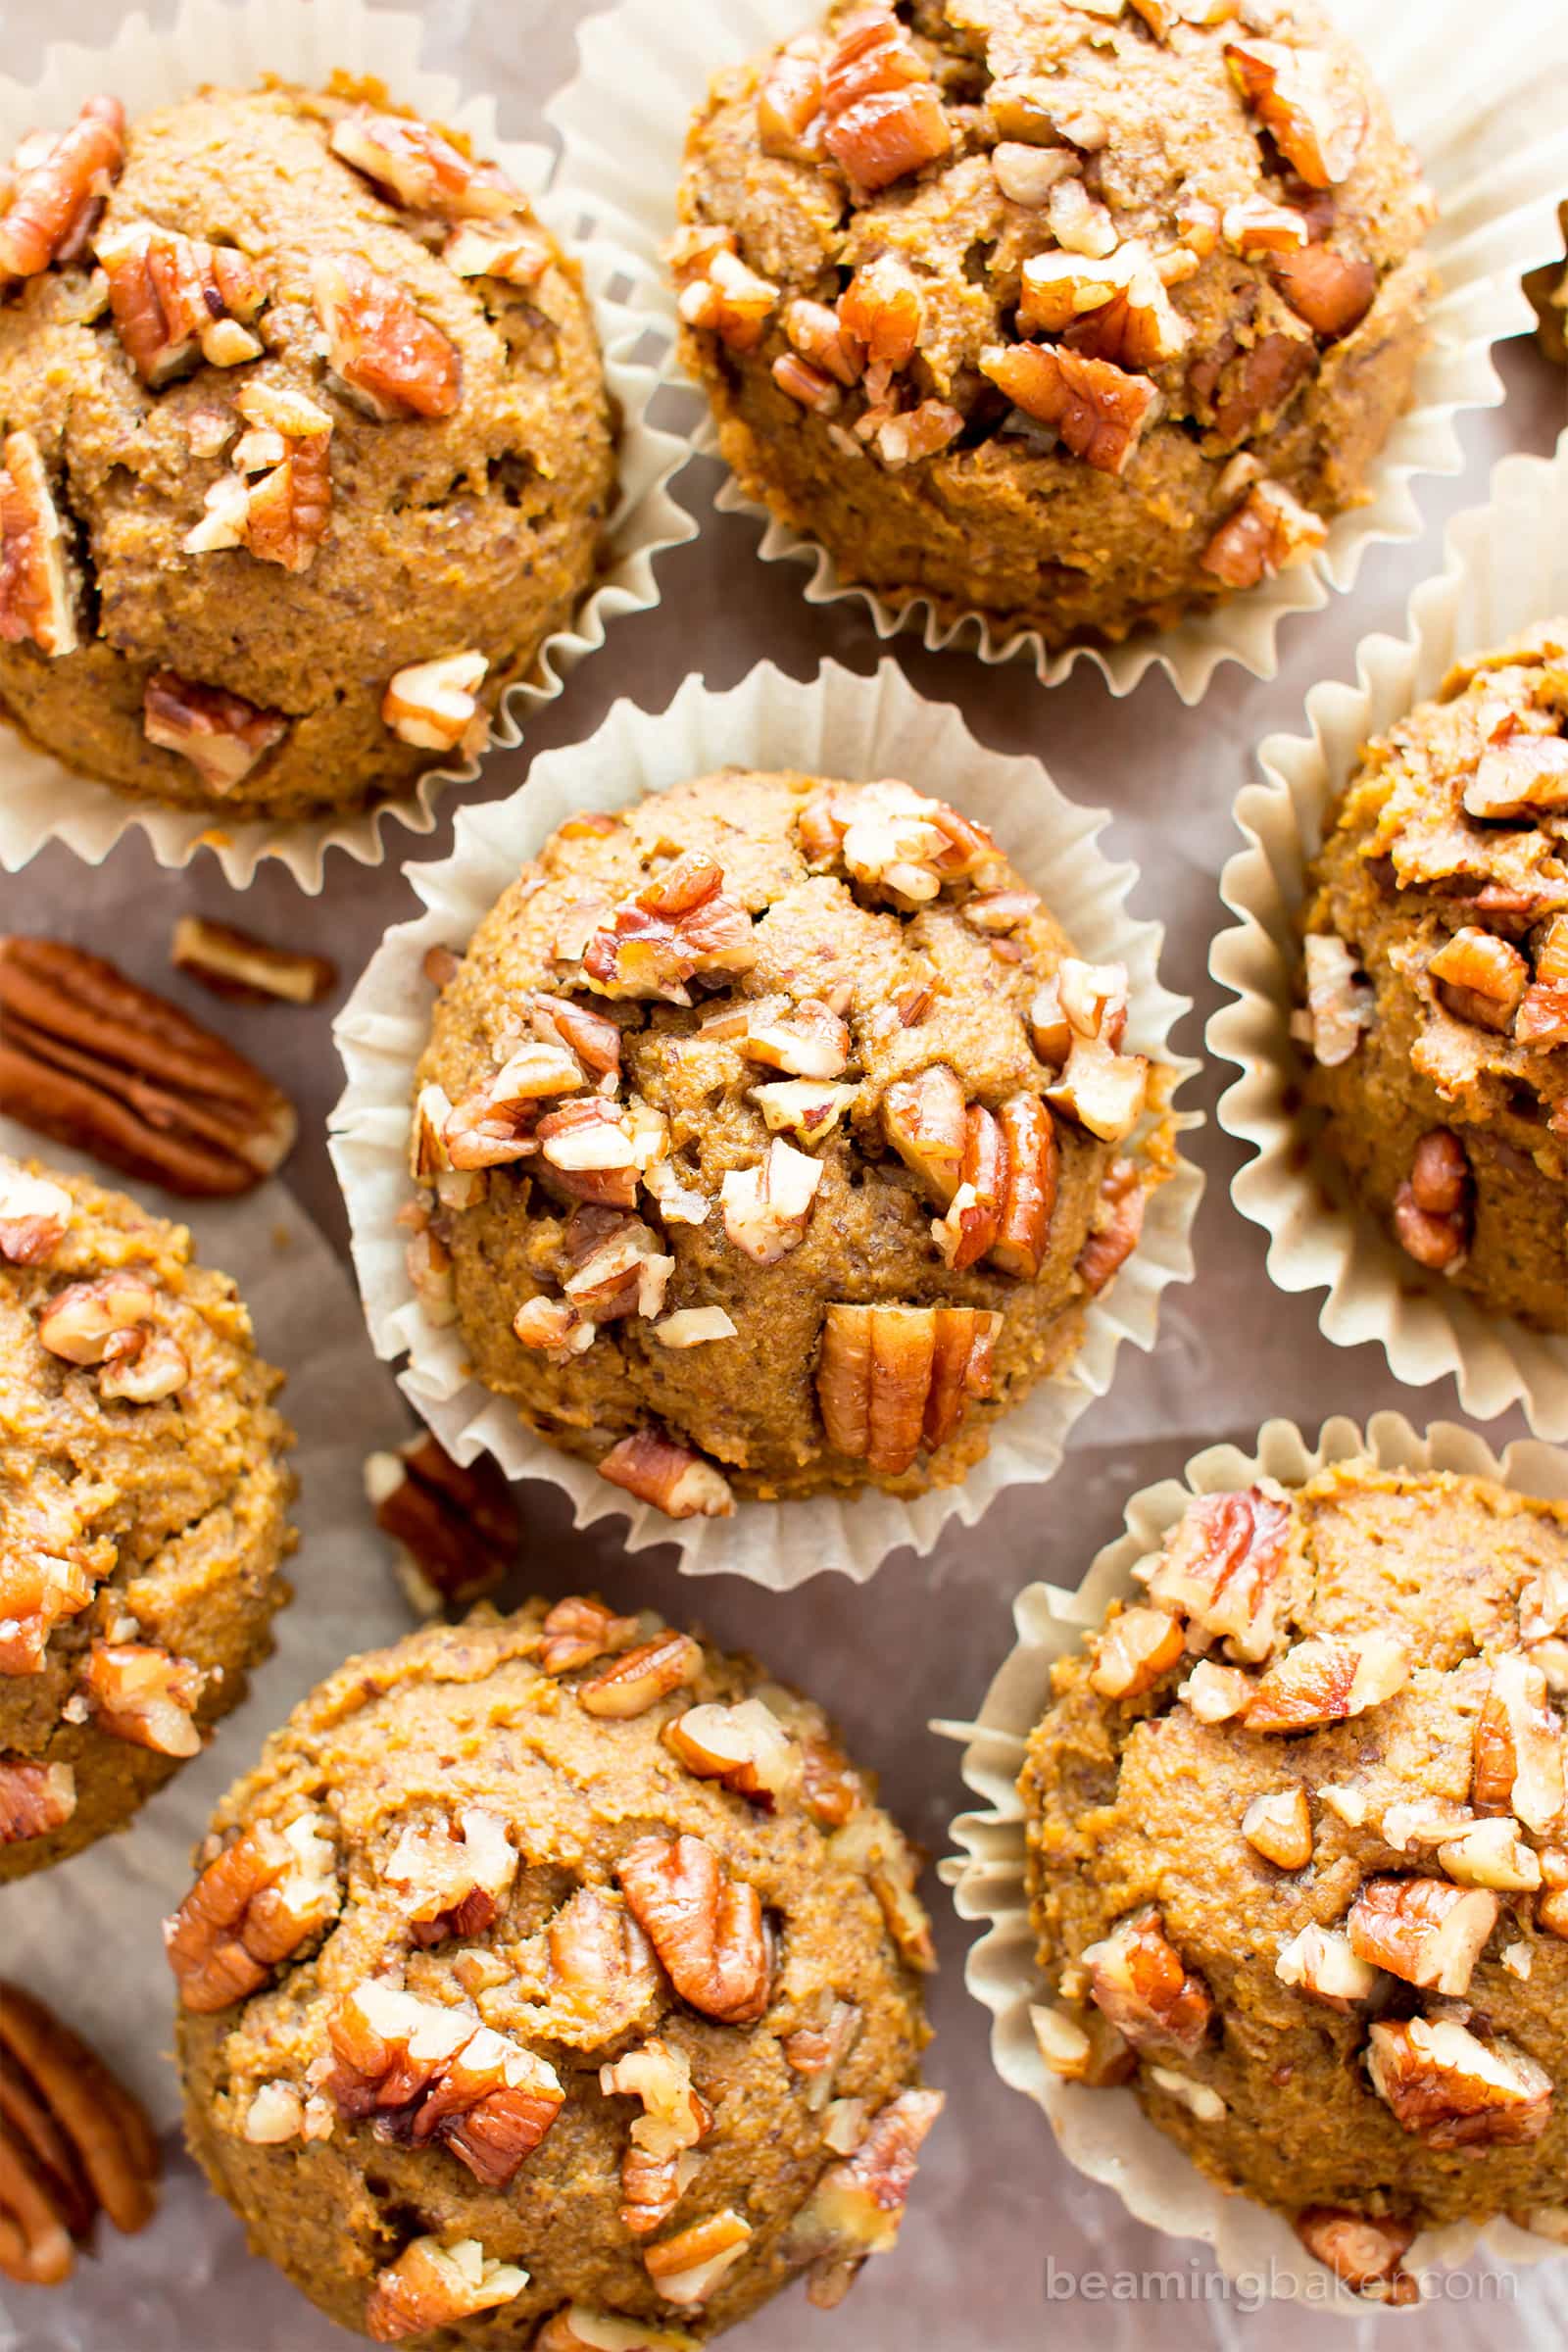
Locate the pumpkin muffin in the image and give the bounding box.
[172,1596,941,2345]
[1296,622,1568,1332]
[408,767,1175,1518]
[0,1155,293,1882]
[1021,1459,1568,2306]
[672,0,1434,653]
[0,79,613,823]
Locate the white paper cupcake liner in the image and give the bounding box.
[328,655,1203,1590]
[549,0,1568,706]
[0,0,696,894]
[1211,429,1568,1439]
[943,1409,1568,2308]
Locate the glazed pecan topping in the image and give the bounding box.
[330,109,518,221]
[673,228,781,354]
[1367,2016,1552,2149]
[1271,244,1377,339]
[816,1302,1000,1473]
[365,2237,528,2342]
[1472,1653,1565,1832]
[780,2087,944,2310]
[0,96,123,282]
[981,343,1159,477]
[578,1632,703,1721]
[1243,1632,1408,1733]
[165,1813,340,2011]
[580,854,757,1004]
[1240,1787,1312,1871]
[365,1434,518,1617]
[313,256,462,420]
[598,1428,736,1521]
[325,1981,563,2186]
[618,1833,770,2025]
[1136,1485,1290,1663]
[820,6,951,194]
[97,220,269,382]
[1225,38,1366,188]
[799,778,994,906]
[0,1757,75,1846]
[1075,1159,1148,1297]
[1428,925,1528,1033]
[0,429,78,658]
[1089,1605,1186,1702]
[77,1642,203,1757]
[721,1137,823,1264]
[1394,1127,1471,1275]
[142,670,290,794]
[1081,1909,1212,2055]
[385,1809,516,1948]
[1202,479,1327,590]
[601,2036,713,2237]
[665,1698,802,1809]
[1346,1877,1498,1998]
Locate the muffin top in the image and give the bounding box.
[0,1156,293,1879]
[675,0,1433,639]
[1298,624,1568,1300]
[412,767,1169,1512]
[172,1597,940,2345]
[0,79,612,820]
[1021,1460,1568,2303]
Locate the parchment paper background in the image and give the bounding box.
[3,1,1568,2346]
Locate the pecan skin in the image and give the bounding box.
[313,256,462,420]
[618,1833,770,2025]
[0,98,124,283]
[0,1979,160,2287]
[368,1434,519,1615]
[0,936,296,1197]
[0,1759,74,1847]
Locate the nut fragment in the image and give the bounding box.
[1438,1816,1543,1892]
[816,1302,999,1473]
[330,109,518,221]
[1463,735,1568,820]
[579,1633,703,1721]
[382,651,489,757]
[618,1834,769,2025]
[365,2236,529,2342]
[601,2037,713,2237]
[831,1809,937,1973]
[313,256,461,419]
[758,43,825,161]
[34,1270,155,1365]
[1179,1660,1253,1725]
[743,998,851,1081]
[385,1808,517,1947]
[186,379,333,571]
[598,1428,735,1521]
[1428,926,1528,1033]
[820,6,951,194]
[665,1698,802,1808]
[1202,480,1327,590]
[365,1433,519,1618]
[535,2312,699,2352]
[0,1155,72,1264]
[0,430,79,658]
[644,2210,754,2309]
[76,1642,203,1756]
[1299,933,1373,1067]
[1089,1605,1186,1702]
[165,1813,340,2011]
[0,1758,75,1847]
[1241,1787,1312,1870]
[1243,1632,1408,1733]
[324,1981,564,2186]
[1472,1653,1565,1832]
[1294,2209,1417,2307]
[779,2087,944,2310]
[0,1979,160,2288]
[1394,1128,1472,1274]
[443,218,551,285]
[582,856,757,1004]
[721,1138,823,1264]
[537,1595,641,1676]
[1137,1484,1290,1663]
[1347,1876,1499,1997]
[1271,244,1378,339]
[0,96,124,283]
[800,777,993,906]
[981,343,1160,477]
[1027,2002,1134,2088]
[839,254,923,369]
[97,220,269,382]
[1225,37,1366,187]
[784,1995,862,2107]
[1274,1924,1382,2010]
[674,231,781,353]
[1367,2016,1552,2148]
[1082,1909,1211,2055]
[170,916,335,1009]
[1075,1158,1148,1296]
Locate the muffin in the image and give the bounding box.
[1020,1458,1568,2306]
[1296,623,1568,1332]
[409,767,1174,1516]
[673,0,1434,652]
[0,1155,293,1881]
[171,1596,941,2345]
[0,79,614,823]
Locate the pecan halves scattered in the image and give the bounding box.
[0,96,124,283]
[365,1433,519,1618]
[0,429,79,658]
[0,935,297,1196]
[323,1981,564,2187]
[1393,1127,1472,1275]
[579,854,758,1004]
[618,1833,770,2025]
[1081,1909,1213,2056]
[143,669,290,795]
[816,1302,1000,1474]
[598,1427,736,1522]
[365,2236,529,2343]
[313,257,462,420]
[1367,2016,1552,2149]
[981,342,1160,476]
[780,2086,944,2310]
[0,1979,159,2287]
[166,1813,340,2011]
[0,1758,75,1849]
[97,220,270,382]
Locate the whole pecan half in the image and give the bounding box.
[0,97,124,283]
[313,256,462,420]
[618,1833,770,2025]
[0,936,296,1196]
[0,1979,160,2287]
[817,1302,1000,1474]
[365,1433,519,1618]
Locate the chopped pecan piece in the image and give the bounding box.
[1202,479,1327,589]
[165,1813,339,2010]
[882,1063,966,1200]
[602,2037,713,2237]
[785,1995,862,2111]
[752,1077,858,1145]
[1439,1816,1543,1892]
[799,777,993,906]
[1295,2210,1418,2307]
[1244,1632,1408,1732]
[981,343,1159,477]
[97,1324,189,1404]
[820,7,950,193]
[0,1155,72,1263]
[561,1213,672,1324]
[816,1302,999,1473]
[546,1886,662,2044]
[34,1270,155,1364]
[0,96,123,282]
[0,429,79,657]
[535,1100,638,1208]
[871,399,963,469]
[653,1306,738,1348]
[76,1642,202,1756]
[313,256,461,420]
[1028,2001,1135,2087]
[579,1632,703,1721]
[97,220,269,382]
[930,1104,1004,1269]
[0,1472,106,1673]
[992,1096,1059,1278]
[0,1758,74,1846]
[1347,1876,1498,1997]
[0,1979,159,2287]
[831,1809,935,1971]
[759,42,826,160]
[1082,1909,1211,2055]
[443,217,551,284]
[779,2088,944,2309]
[325,1981,563,2185]
[365,1433,518,1618]
[1428,926,1528,1032]
[1241,1786,1312,1870]
[385,1808,516,1947]
[1394,1127,1472,1274]
[537,1594,640,1675]
[1044,1034,1149,1142]
[186,380,332,571]
[1472,1653,1564,1832]
[666,1698,802,1808]
[1516,982,1568,1048]
[1299,933,1372,1066]
[772,352,841,416]
[172,916,335,1007]
[598,1428,735,1521]
[1089,1605,1186,1701]
[142,670,290,794]
[582,855,756,1004]
[534,2313,699,2352]
[1275,1924,1381,2009]
[674,233,780,354]
[743,998,850,1081]
[1221,195,1311,256]
[1137,1485,1290,1662]
[839,254,923,369]
[330,110,517,221]
[1075,1159,1148,1297]
[618,1834,769,2025]
[721,1137,823,1263]
[784,299,863,385]
[1052,249,1191,371]
[1225,37,1366,187]
[1368,2016,1552,2149]
[645,2210,754,2308]
[1463,734,1568,819]
[382,650,489,757]
[366,2237,529,2342]
[1180,1659,1253,1724]
[1271,244,1377,339]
